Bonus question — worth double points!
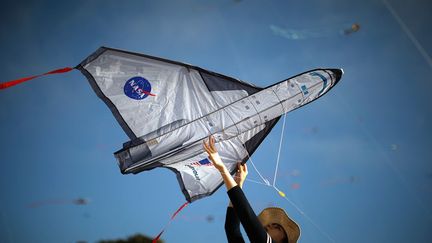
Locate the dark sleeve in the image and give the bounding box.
[227,186,270,243]
[225,206,245,243]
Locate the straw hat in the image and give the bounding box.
[258,207,300,243]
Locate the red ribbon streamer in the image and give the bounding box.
[0,67,74,90]
[152,201,189,243]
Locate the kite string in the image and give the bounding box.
[224,136,271,186]
[263,113,336,242]
[233,175,271,186]
[240,173,336,242]
[244,148,271,186]
[231,116,335,242]
[273,185,336,243]
[382,0,432,69]
[334,92,432,219]
[273,112,287,186]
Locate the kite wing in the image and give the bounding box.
[77,47,342,202]
[77,47,261,140]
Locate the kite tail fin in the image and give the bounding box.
[152,201,189,243]
[0,67,74,90]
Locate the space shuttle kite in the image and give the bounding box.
[0,47,343,202]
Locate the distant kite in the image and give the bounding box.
[321,176,359,187]
[1,47,343,203]
[343,23,360,35]
[28,197,90,208]
[390,144,399,151]
[270,23,360,40]
[291,183,301,190]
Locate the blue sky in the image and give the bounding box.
[1,0,431,242]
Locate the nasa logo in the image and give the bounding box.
[124,76,154,100]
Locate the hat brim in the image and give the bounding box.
[258,207,300,243]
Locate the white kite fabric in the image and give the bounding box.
[77,47,343,202]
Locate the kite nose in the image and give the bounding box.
[330,68,343,85]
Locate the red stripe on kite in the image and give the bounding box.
[137,87,156,97]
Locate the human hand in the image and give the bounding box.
[234,162,248,188]
[203,135,226,172]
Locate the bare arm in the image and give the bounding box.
[203,135,237,191]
